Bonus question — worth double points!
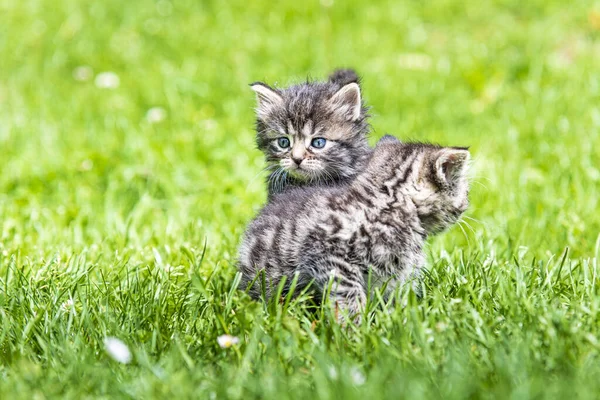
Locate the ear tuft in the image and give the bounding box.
[328,82,362,121]
[250,82,283,116]
[435,149,470,185]
[328,68,360,85]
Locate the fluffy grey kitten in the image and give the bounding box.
[250,69,371,197]
[238,136,470,320]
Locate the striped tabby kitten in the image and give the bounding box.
[238,136,470,320]
[250,69,371,197]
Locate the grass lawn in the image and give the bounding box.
[1,0,600,398]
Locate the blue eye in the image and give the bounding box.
[311,137,326,149]
[277,137,290,148]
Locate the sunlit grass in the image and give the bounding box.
[1,0,600,398]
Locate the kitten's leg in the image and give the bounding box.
[313,259,366,324]
[332,283,367,324]
[369,256,426,306]
[408,256,427,299]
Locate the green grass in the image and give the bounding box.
[1,0,600,398]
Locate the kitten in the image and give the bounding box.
[250,69,371,198]
[238,136,471,320]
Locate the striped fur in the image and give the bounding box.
[238,138,471,320]
[250,69,371,198]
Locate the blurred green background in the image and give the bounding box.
[1,0,600,398]
[2,0,599,259]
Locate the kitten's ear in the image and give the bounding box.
[328,82,362,121]
[376,135,401,147]
[328,68,360,85]
[250,82,283,117]
[434,148,470,186]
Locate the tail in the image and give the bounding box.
[328,68,360,86]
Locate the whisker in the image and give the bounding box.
[278,169,289,194]
[270,167,285,195]
[459,218,477,235]
[472,180,489,190]
[474,176,493,183]
[462,215,487,229]
[462,215,482,224]
[246,165,276,191]
[456,220,471,246]
[275,169,284,194]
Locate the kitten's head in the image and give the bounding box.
[370,137,471,234]
[250,69,370,186]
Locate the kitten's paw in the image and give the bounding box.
[333,295,365,326]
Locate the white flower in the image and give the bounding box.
[146,107,167,123]
[328,366,338,380]
[95,72,120,89]
[61,299,74,311]
[217,334,239,348]
[350,367,366,385]
[435,322,448,332]
[73,66,93,82]
[80,159,93,171]
[103,337,132,364]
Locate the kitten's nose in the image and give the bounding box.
[292,156,303,166]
